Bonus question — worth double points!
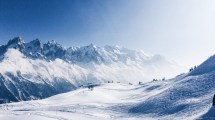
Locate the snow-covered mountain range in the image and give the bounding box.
[0,37,185,103]
[0,37,215,119]
[0,54,215,119]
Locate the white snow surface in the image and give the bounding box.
[0,76,214,120]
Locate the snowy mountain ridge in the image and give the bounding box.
[0,37,173,64]
[0,37,185,103]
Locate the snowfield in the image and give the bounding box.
[0,83,146,120]
[0,76,214,120]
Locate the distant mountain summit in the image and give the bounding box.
[0,37,179,65]
[0,37,185,103]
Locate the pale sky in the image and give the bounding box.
[0,0,215,67]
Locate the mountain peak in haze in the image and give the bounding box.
[0,36,186,104]
[0,36,186,76]
[0,37,187,74]
[0,37,164,64]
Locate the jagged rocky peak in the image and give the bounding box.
[43,40,66,60]
[44,40,65,51]
[26,38,43,49]
[25,38,44,58]
[7,36,24,46]
[46,40,62,47]
[6,36,25,51]
[29,38,42,46]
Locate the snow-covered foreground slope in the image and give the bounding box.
[0,73,214,120]
[0,37,185,103]
[0,83,143,120]
[0,83,175,120]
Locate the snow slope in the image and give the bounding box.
[128,54,215,120]
[0,83,177,120]
[0,76,214,120]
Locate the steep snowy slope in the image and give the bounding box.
[0,37,185,103]
[128,55,215,119]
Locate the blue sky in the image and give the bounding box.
[0,0,215,67]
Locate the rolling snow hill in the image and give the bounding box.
[0,70,214,120]
[0,37,185,103]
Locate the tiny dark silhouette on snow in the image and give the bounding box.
[189,67,193,72]
[213,94,215,106]
[189,65,197,72]
[88,85,94,91]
